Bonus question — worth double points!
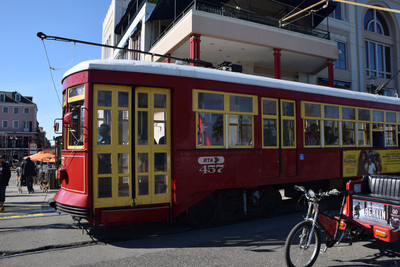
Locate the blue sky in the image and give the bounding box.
[0,1,111,143]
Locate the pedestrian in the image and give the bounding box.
[22,157,37,194]
[0,155,11,211]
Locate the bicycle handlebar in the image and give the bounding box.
[293,185,351,201]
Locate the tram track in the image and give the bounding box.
[0,240,100,259]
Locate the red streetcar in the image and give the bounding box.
[51,59,400,227]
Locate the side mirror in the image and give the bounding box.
[54,122,60,132]
[53,118,63,134]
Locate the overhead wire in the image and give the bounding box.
[40,40,63,108]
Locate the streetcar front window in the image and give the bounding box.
[67,85,85,149]
[68,100,85,147]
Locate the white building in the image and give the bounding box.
[102,0,400,95]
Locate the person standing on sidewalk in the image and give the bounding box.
[0,155,11,211]
[22,157,37,194]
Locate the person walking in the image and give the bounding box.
[0,155,11,211]
[22,157,37,194]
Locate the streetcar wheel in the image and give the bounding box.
[187,195,218,228]
[284,220,321,267]
[260,187,282,217]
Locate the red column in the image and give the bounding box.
[165,53,171,63]
[274,48,282,79]
[190,34,201,66]
[328,59,335,87]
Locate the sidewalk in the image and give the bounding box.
[0,170,58,220]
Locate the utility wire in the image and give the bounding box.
[40,40,63,108]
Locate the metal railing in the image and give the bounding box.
[150,0,330,49]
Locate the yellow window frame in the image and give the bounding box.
[281,99,296,149]
[134,87,171,205]
[301,101,322,148]
[193,89,257,149]
[93,84,132,208]
[262,98,279,148]
[66,85,86,150]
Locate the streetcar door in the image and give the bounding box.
[135,88,171,205]
[93,85,132,209]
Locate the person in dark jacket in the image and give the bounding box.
[0,155,11,211]
[22,157,37,194]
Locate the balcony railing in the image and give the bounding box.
[151,0,330,49]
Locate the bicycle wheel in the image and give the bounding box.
[284,220,321,267]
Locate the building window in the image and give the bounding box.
[365,40,391,78]
[13,121,19,129]
[2,121,8,128]
[3,107,8,113]
[14,107,19,114]
[15,93,21,102]
[364,9,389,36]
[0,94,5,102]
[24,108,29,114]
[335,42,346,69]
[329,2,343,20]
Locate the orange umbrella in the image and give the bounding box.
[42,156,56,163]
[24,151,55,162]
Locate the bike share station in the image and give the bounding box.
[285,174,400,267]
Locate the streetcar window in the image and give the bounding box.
[154,94,167,109]
[324,120,339,146]
[324,105,339,119]
[303,102,322,147]
[372,110,385,147]
[198,113,224,146]
[138,93,148,108]
[137,111,148,145]
[386,112,396,123]
[98,177,112,198]
[118,92,129,107]
[98,153,111,174]
[373,110,384,122]
[304,120,321,146]
[358,109,371,121]
[118,111,129,145]
[198,92,224,111]
[281,100,296,148]
[194,90,257,148]
[342,107,356,146]
[229,115,253,146]
[385,124,396,146]
[229,95,253,113]
[342,121,355,146]
[98,91,112,107]
[118,176,129,197]
[68,100,85,147]
[398,113,400,147]
[304,103,321,118]
[358,123,371,146]
[263,99,277,116]
[97,110,112,145]
[385,111,397,146]
[342,107,355,120]
[262,98,278,148]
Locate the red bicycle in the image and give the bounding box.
[284,185,368,267]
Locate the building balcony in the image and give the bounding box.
[146,0,337,77]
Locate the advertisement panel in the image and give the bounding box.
[343,150,400,177]
[353,199,399,229]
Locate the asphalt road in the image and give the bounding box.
[1,171,400,266]
[2,211,400,266]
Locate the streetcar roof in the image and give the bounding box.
[64,59,400,106]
